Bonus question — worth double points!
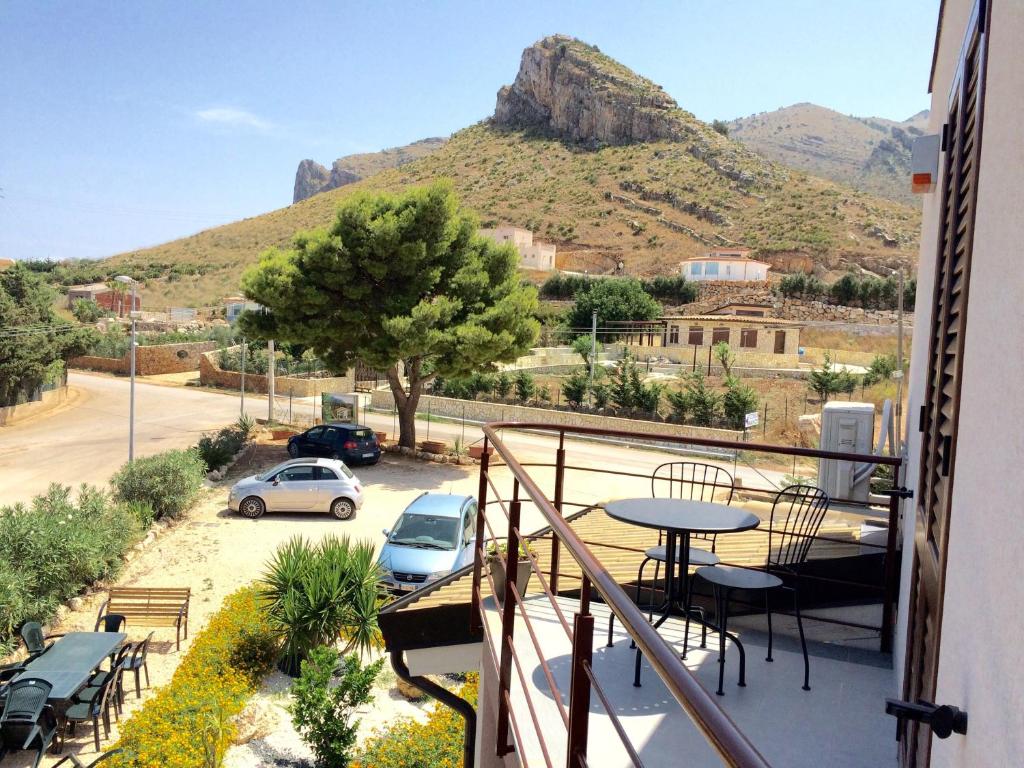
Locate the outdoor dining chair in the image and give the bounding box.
[0,677,58,768]
[0,663,26,706]
[53,748,123,767]
[93,614,126,634]
[82,645,131,720]
[606,461,735,647]
[19,622,64,658]
[123,632,153,699]
[693,483,830,695]
[65,671,119,752]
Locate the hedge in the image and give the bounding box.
[111,449,206,520]
[355,674,478,768]
[110,586,277,768]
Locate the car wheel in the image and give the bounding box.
[331,498,356,520]
[287,443,300,458]
[239,496,265,519]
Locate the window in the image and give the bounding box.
[462,508,476,545]
[740,329,758,348]
[668,325,679,344]
[705,262,719,276]
[690,263,702,276]
[316,467,339,481]
[349,428,373,439]
[305,426,325,440]
[712,327,730,344]
[688,326,704,346]
[279,466,316,482]
[389,514,460,550]
[322,427,340,443]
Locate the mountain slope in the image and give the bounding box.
[101,36,920,308]
[728,103,929,205]
[293,137,448,202]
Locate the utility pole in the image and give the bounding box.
[588,310,597,405]
[267,339,276,423]
[240,337,246,416]
[114,275,137,462]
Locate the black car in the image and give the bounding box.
[287,423,381,465]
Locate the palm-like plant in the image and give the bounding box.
[261,535,386,676]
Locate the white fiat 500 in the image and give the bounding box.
[228,457,364,520]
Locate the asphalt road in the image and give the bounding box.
[0,371,786,510]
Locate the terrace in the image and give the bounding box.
[380,422,906,767]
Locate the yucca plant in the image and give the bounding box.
[261,535,386,675]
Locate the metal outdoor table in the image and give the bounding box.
[16,631,127,752]
[604,498,759,686]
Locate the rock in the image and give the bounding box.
[493,35,687,145]
[798,414,822,448]
[293,159,331,203]
[395,678,425,700]
[231,699,280,745]
[68,597,84,611]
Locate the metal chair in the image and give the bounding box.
[53,748,124,767]
[693,484,830,695]
[0,677,58,768]
[93,614,126,634]
[19,622,64,658]
[606,462,735,647]
[65,672,118,752]
[85,644,132,716]
[124,632,154,699]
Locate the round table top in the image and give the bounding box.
[604,498,760,535]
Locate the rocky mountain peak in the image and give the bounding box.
[493,35,690,145]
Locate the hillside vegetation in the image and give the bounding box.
[99,36,921,308]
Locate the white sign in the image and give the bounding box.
[744,411,759,428]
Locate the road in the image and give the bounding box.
[0,371,786,509]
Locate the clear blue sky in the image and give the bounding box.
[0,0,940,262]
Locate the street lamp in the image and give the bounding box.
[114,275,139,462]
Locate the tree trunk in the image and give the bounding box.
[387,363,422,450]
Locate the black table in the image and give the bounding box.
[605,498,759,686]
[16,631,126,751]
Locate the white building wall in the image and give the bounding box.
[899,3,1024,766]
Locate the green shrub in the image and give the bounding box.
[722,377,760,430]
[493,372,512,400]
[111,449,206,519]
[0,484,143,651]
[261,535,385,676]
[561,369,589,409]
[111,587,277,768]
[292,646,383,767]
[513,371,535,403]
[355,674,478,768]
[71,298,104,323]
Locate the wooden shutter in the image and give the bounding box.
[901,2,988,765]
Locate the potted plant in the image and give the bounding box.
[420,439,448,455]
[487,540,535,606]
[468,443,495,460]
[374,431,388,446]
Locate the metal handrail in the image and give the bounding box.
[481,422,773,768]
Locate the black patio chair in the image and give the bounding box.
[123,632,153,699]
[606,462,735,647]
[19,622,64,658]
[65,672,118,752]
[93,613,126,634]
[53,748,124,767]
[693,483,830,695]
[0,663,26,706]
[0,677,58,768]
[85,644,132,716]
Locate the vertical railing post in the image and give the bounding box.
[551,430,566,595]
[470,441,490,634]
[567,576,594,768]
[495,479,521,757]
[880,476,905,653]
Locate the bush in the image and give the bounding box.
[513,371,535,403]
[261,536,385,676]
[564,278,662,337]
[678,370,722,427]
[862,353,898,386]
[0,485,143,652]
[111,449,206,519]
[722,377,760,430]
[561,369,589,409]
[196,424,249,472]
[292,646,383,767]
[608,353,663,415]
[639,275,699,304]
[71,298,104,323]
[355,674,478,768]
[88,324,131,358]
[493,372,512,400]
[111,587,277,768]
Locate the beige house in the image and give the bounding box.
[480,225,557,271]
[661,314,801,356]
[682,247,770,282]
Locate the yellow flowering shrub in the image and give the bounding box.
[355,674,478,768]
[110,586,277,768]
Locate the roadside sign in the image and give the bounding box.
[744,411,759,428]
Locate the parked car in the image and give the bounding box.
[287,423,381,466]
[228,457,364,520]
[377,493,478,593]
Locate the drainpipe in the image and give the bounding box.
[390,650,476,768]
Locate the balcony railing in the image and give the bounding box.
[470,421,903,768]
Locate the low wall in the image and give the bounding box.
[369,389,743,442]
[619,344,801,370]
[198,351,355,397]
[0,386,67,427]
[70,341,218,376]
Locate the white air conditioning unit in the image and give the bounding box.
[818,402,876,502]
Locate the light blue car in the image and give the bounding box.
[377,493,478,593]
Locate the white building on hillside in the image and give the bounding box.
[682,247,769,282]
[480,225,557,271]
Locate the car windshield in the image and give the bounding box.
[388,513,460,550]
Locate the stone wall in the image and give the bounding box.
[70,341,218,376]
[369,388,743,442]
[621,344,801,370]
[0,386,67,427]
[198,351,355,397]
